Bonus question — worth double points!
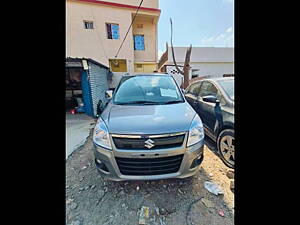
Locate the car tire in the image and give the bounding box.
[217,129,234,168]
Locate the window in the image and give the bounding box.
[190,83,201,96]
[137,24,143,29]
[186,83,201,96]
[185,84,194,94]
[199,81,218,97]
[217,79,234,100]
[216,92,226,105]
[199,81,226,105]
[114,76,183,104]
[192,69,199,78]
[84,21,94,29]
[109,59,127,72]
[134,35,145,50]
[106,23,119,39]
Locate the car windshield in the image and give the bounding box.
[217,79,234,100]
[113,75,184,105]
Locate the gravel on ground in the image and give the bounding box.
[66,132,234,225]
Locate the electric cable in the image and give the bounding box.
[114,0,144,58]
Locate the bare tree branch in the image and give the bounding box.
[170,18,192,88]
[170,18,184,75]
[182,44,192,88]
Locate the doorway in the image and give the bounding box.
[65,67,83,112]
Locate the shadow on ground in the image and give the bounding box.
[204,136,219,156]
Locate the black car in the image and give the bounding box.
[185,77,234,168]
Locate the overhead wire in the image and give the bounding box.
[114,0,144,58]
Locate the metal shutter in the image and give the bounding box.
[88,62,109,117]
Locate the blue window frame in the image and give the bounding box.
[111,24,119,39]
[134,35,145,50]
[106,23,119,39]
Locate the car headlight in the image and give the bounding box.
[93,117,112,150]
[187,114,204,147]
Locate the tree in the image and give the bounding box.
[170,18,192,89]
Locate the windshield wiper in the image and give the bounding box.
[164,100,184,104]
[115,100,160,105]
[115,100,184,105]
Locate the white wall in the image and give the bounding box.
[163,47,234,78]
[168,47,234,63]
[190,62,234,77]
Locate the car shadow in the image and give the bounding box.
[204,136,219,156]
[204,136,234,173]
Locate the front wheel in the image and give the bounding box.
[217,129,234,168]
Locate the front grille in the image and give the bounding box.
[115,154,184,175]
[112,134,185,150]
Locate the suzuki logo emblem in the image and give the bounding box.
[145,139,155,149]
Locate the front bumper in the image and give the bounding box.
[93,133,204,181]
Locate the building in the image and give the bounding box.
[66,0,160,79]
[158,45,234,81]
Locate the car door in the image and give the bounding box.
[184,82,201,110]
[194,81,223,135]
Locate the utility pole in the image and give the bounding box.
[170,18,192,89]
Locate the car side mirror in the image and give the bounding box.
[202,95,220,104]
[105,90,113,99]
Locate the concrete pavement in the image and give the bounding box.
[66,113,95,160]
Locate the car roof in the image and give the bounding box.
[190,76,233,85]
[206,77,234,82]
[123,73,171,77]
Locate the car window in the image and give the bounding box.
[199,81,218,97]
[193,83,201,95]
[216,91,226,105]
[199,81,226,105]
[217,79,234,101]
[185,84,194,94]
[187,82,201,96]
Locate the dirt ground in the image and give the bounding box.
[66,130,234,225]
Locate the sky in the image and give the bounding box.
[157,0,234,57]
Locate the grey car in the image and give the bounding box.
[93,74,205,181]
